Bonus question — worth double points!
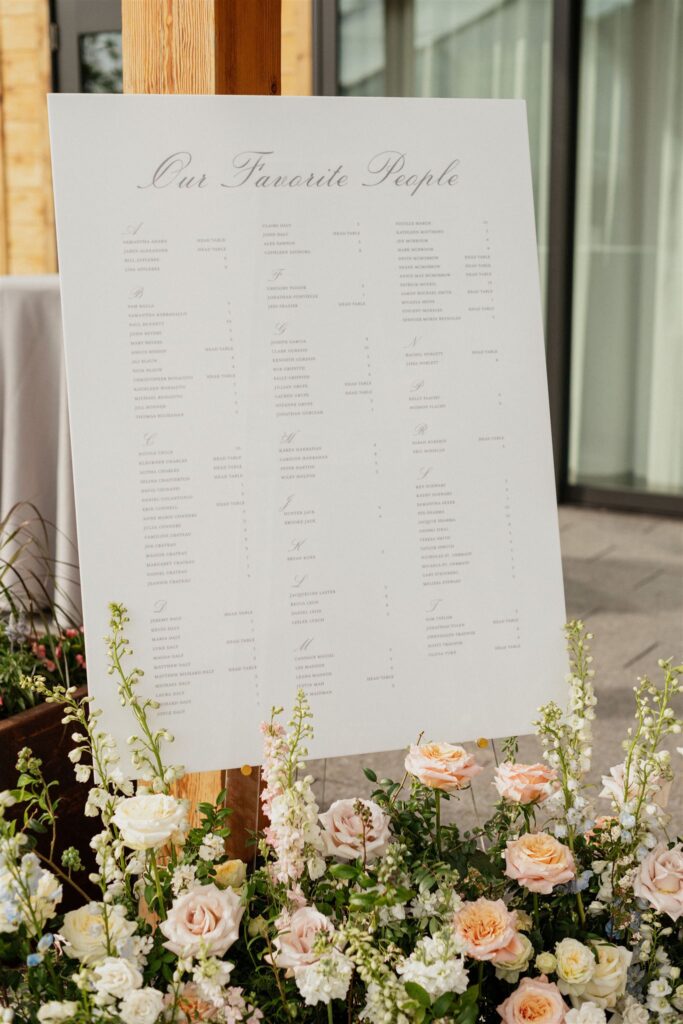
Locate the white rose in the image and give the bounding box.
[319,799,391,862]
[37,1003,80,1024]
[555,938,596,996]
[118,987,165,1024]
[159,883,243,958]
[91,956,143,1002]
[571,944,631,1010]
[60,902,137,964]
[112,793,187,851]
[620,995,650,1024]
[565,1004,606,1024]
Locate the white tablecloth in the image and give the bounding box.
[0,275,81,621]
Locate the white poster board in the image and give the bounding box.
[49,96,567,773]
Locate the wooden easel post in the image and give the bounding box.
[121,0,281,861]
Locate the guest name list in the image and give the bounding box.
[49,96,566,773]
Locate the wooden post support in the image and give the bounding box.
[122,0,281,861]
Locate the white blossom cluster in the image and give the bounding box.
[396,928,469,999]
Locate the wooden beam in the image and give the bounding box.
[122,0,280,858]
[122,0,280,95]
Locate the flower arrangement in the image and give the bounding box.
[0,620,86,719]
[0,605,681,1023]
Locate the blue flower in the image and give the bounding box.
[37,933,54,952]
[26,952,43,967]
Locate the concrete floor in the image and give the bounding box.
[308,506,683,834]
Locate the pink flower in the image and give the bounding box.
[404,742,482,793]
[600,762,671,810]
[504,834,575,894]
[453,898,525,964]
[160,884,243,957]
[54,645,63,660]
[494,763,559,805]
[319,799,391,862]
[633,843,683,921]
[43,660,56,673]
[270,906,333,971]
[497,975,568,1023]
[65,628,79,639]
[75,654,85,668]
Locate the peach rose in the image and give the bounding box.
[270,906,333,971]
[404,742,482,792]
[159,883,243,957]
[498,975,568,1023]
[453,898,526,964]
[494,763,559,805]
[633,843,683,921]
[319,799,391,862]
[505,833,575,894]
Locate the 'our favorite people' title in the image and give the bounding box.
[137,150,460,198]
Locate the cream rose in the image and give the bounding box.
[495,933,534,983]
[118,987,165,1024]
[495,763,559,805]
[504,833,576,894]
[60,902,137,964]
[319,798,391,862]
[554,938,596,997]
[453,898,525,964]
[572,944,631,1010]
[160,883,243,957]
[91,956,143,1002]
[270,906,334,970]
[37,1003,80,1024]
[633,842,683,921]
[497,975,568,1023]
[112,793,187,851]
[404,742,482,792]
[213,858,247,889]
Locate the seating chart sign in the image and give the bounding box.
[49,95,567,773]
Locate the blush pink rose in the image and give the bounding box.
[494,763,559,805]
[319,799,391,862]
[404,742,482,793]
[270,906,333,970]
[453,898,525,964]
[497,975,568,1023]
[504,833,575,894]
[633,843,683,921]
[159,883,243,957]
[600,762,671,810]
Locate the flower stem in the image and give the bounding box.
[533,892,540,930]
[327,1002,334,1024]
[434,789,442,858]
[148,849,166,920]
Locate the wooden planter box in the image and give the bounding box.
[0,689,97,907]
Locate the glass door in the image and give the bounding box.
[568,0,683,500]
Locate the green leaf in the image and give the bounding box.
[404,982,431,1008]
[362,767,377,782]
[431,992,454,1017]
[456,1005,478,1024]
[329,863,358,880]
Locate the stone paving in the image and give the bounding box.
[308,506,683,834]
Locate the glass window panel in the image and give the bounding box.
[79,32,122,94]
[569,0,683,496]
[337,0,553,320]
